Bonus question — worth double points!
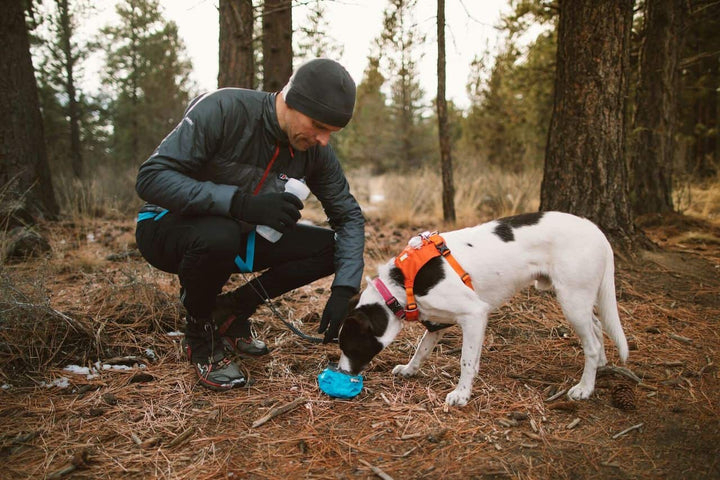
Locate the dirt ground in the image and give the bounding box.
[1,212,719,479]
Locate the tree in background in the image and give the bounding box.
[436,0,455,223]
[334,56,395,173]
[100,0,193,166]
[36,0,88,179]
[219,0,256,88]
[262,0,292,91]
[294,0,343,65]
[541,0,638,247]
[678,0,719,178]
[377,0,434,170]
[1,1,59,225]
[630,0,688,215]
[462,1,556,172]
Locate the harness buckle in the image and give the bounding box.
[405,303,419,321]
[385,297,406,319]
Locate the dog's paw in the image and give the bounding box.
[567,383,593,400]
[444,390,469,407]
[392,364,417,377]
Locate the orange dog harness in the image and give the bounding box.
[394,232,473,321]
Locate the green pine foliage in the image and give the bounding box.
[100,0,194,167]
[459,2,556,173]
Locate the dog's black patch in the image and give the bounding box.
[493,211,545,242]
[494,223,514,242]
[338,304,387,374]
[389,256,445,296]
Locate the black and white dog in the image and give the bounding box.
[337,211,629,407]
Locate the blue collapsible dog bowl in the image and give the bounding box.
[317,363,363,399]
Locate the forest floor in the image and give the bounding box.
[1,211,719,479]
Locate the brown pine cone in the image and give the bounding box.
[611,382,637,410]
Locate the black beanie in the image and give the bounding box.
[282,58,356,128]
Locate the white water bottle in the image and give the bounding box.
[256,178,311,242]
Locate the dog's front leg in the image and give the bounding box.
[392,329,445,377]
[445,313,488,407]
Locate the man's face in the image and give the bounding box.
[285,109,341,151]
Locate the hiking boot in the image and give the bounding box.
[221,334,270,357]
[213,294,269,357]
[184,317,246,390]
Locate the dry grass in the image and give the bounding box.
[1,176,719,479]
[347,166,541,228]
[674,174,720,220]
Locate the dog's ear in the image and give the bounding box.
[348,293,360,312]
[343,309,373,336]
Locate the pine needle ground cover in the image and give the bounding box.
[1,213,718,479]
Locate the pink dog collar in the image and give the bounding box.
[371,277,407,320]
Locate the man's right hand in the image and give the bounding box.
[233,192,303,232]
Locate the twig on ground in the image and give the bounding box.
[545,389,566,402]
[252,397,308,428]
[598,365,642,383]
[167,426,196,448]
[612,423,644,439]
[359,459,394,480]
[669,333,693,344]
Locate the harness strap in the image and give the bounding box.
[395,232,474,322]
[428,234,474,290]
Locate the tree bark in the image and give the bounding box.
[219,0,255,88]
[262,0,292,92]
[630,0,687,215]
[0,0,59,225]
[540,0,636,248]
[436,0,455,223]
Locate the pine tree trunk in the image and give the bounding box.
[58,0,83,179]
[262,0,292,92]
[219,0,255,88]
[436,0,455,223]
[540,0,636,247]
[631,0,687,215]
[0,1,59,224]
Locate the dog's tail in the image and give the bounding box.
[597,242,629,363]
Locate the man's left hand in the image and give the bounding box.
[319,286,354,344]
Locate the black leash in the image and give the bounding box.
[242,273,324,344]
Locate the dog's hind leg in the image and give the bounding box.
[592,314,607,367]
[556,290,603,400]
[393,329,445,378]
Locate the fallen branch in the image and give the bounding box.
[598,365,642,383]
[545,389,567,402]
[252,397,308,428]
[612,423,644,439]
[668,333,693,344]
[167,426,196,448]
[47,449,89,479]
[359,459,394,480]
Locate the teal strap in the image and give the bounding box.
[234,230,256,273]
[137,209,169,222]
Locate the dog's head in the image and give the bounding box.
[337,290,404,374]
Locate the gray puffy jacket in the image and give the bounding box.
[135,88,365,291]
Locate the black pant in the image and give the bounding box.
[135,213,335,319]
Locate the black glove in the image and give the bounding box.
[232,192,303,233]
[319,286,355,344]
